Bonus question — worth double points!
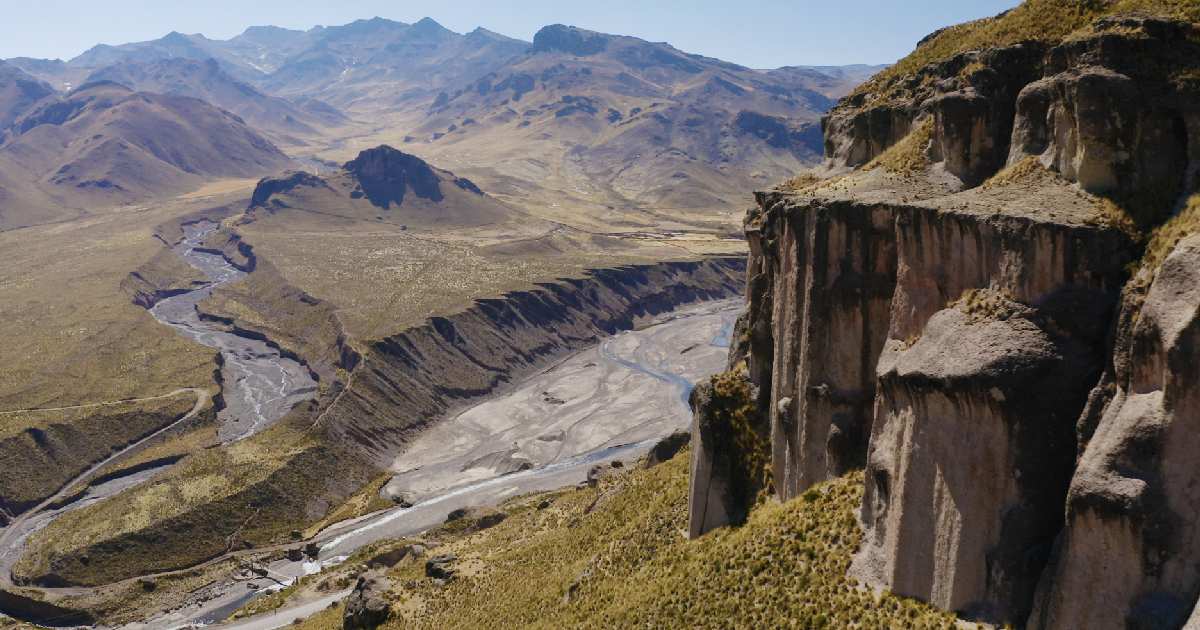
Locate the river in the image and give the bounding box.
[142,297,740,629]
[150,221,316,442]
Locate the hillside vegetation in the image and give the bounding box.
[855,0,1200,100]
[278,452,963,629]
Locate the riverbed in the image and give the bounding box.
[150,221,316,442]
[143,297,739,629]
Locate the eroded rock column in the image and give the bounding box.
[1031,235,1200,630]
[760,195,897,501]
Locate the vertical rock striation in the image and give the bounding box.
[751,194,897,500]
[1031,235,1200,630]
[689,9,1200,628]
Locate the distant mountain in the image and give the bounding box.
[763,64,888,99]
[250,18,531,109]
[66,31,263,83]
[2,17,886,223]
[1,81,291,220]
[394,24,857,213]
[2,58,90,92]
[83,58,346,142]
[0,61,55,130]
[248,144,511,228]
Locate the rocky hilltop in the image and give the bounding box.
[691,3,1200,628]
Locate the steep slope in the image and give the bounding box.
[0,61,54,130]
[688,4,1200,629]
[400,24,833,215]
[0,81,292,218]
[83,57,345,141]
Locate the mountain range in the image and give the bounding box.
[1,17,884,230]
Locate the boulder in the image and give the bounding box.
[425,554,458,581]
[342,571,392,630]
[444,506,506,531]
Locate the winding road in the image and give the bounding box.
[0,388,210,589]
[185,298,741,630]
[0,236,737,629]
[0,220,318,624]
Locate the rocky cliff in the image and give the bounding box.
[691,6,1200,628]
[318,257,745,468]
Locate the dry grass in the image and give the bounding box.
[0,208,218,411]
[853,0,1200,105]
[277,452,964,629]
[951,288,1024,323]
[302,473,395,538]
[67,422,219,495]
[864,118,934,177]
[1133,194,1200,288]
[0,393,197,513]
[15,421,313,583]
[779,172,825,192]
[235,211,693,341]
[1089,196,1143,240]
[981,155,1055,189]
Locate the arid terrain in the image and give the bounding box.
[0,11,882,628]
[7,1,1198,629]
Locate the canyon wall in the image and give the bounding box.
[318,258,745,467]
[691,13,1200,628]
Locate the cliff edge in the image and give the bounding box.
[689,4,1200,628]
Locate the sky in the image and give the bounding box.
[0,0,1020,68]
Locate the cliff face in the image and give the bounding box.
[318,258,745,468]
[691,9,1200,628]
[1030,232,1200,630]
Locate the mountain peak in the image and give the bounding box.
[531,24,610,56]
[343,145,446,208]
[413,17,448,31]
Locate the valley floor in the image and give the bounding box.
[141,298,739,628]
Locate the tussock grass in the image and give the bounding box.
[864,118,934,177]
[981,155,1054,189]
[780,172,825,192]
[1134,194,1200,288]
[853,0,1200,105]
[951,288,1024,323]
[282,453,964,629]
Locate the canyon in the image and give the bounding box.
[1,2,1198,629]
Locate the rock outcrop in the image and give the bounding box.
[1030,234,1200,630]
[343,571,392,630]
[343,145,446,208]
[688,370,770,537]
[690,7,1200,628]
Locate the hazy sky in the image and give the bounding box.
[0,0,1019,68]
